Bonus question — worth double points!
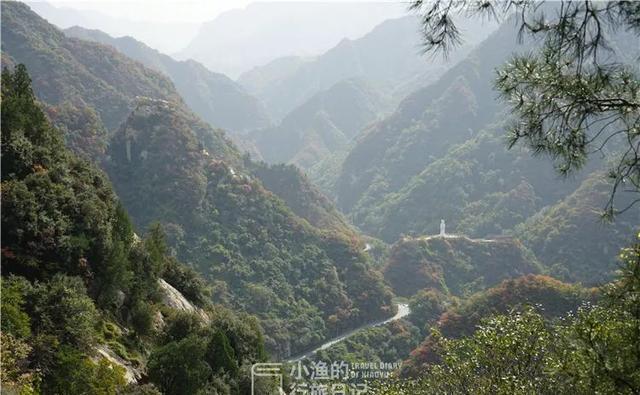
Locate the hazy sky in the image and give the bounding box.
[33,0,402,23]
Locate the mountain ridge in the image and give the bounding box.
[64,26,271,134]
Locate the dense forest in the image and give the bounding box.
[1,65,269,394]
[1,0,639,394]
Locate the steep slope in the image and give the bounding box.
[64,26,271,133]
[356,128,589,242]
[332,20,521,215]
[1,65,267,395]
[106,99,394,358]
[178,2,407,78]
[247,161,358,237]
[1,2,182,133]
[250,78,387,169]
[515,174,640,285]
[238,15,496,120]
[383,235,542,298]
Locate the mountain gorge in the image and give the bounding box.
[2,1,639,393]
[250,78,387,169]
[314,14,638,286]
[106,98,394,358]
[1,1,394,361]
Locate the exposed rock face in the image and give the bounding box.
[93,278,210,384]
[157,279,210,323]
[95,345,142,384]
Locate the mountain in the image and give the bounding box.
[331,21,521,216]
[383,235,542,298]
[1,0,183,154]
[2,1,396,360]
[311,16,635,286]
[105,98,394,358]
[515,174,640,284]
[177,2,408,78]
[351,128,588,242]
[1,65,268,395]
[237,15,497,120]
[250,78,387,169]
[25,1,199,54]
[64,26,271,134]
[247,161,358,237]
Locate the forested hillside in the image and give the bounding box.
[383,236,541,297]
[1,0,396,362]
[64,26,271,134]
[330,20,522,213]
[250,78,386,169]
[106,98,394,358]
[0,1,182,137]
[1,66,269,395]
[316,14,638,286]
[2,1,638,393]
[400,274,597,377]
[247,161,357,236]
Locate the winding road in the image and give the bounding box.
[286,303,411,362]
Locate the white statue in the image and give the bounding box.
[439,219,446,236]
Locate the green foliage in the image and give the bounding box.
[0,65,268,393]
[408,289,446,335]
[383,235,541,298]
[29,274,98,351]
[417,308,554,394]
[129,301,156,338]
[0,332,38,394]
[1,64,65,178]
[107,99,394,357]
[42,346,126,395]
[410,0,640,216]
[375,237,640,394]
[150,307,268,393]
[163,311,203,342]
[147,335,212,395]
[206,330,239,374]
[1,276,32,338]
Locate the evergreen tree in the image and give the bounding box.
[411,0,640,216]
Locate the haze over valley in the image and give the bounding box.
[1,1,638,394]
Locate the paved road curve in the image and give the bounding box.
[286,303,411,363]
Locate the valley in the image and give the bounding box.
[1,1,638,394]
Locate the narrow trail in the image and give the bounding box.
[286,303,411,363]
